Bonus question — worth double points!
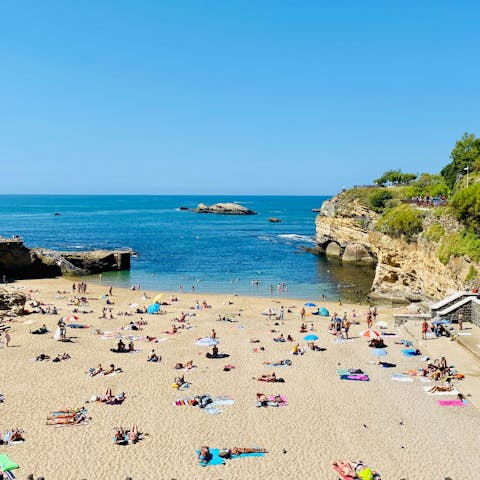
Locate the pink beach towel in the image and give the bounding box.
[437,399,467,407]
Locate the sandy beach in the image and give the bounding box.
[1,277,479,480]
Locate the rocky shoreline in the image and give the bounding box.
[0,237,131,281]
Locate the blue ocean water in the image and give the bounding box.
[0,196,374,301]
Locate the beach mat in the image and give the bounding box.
[391,374,414,383]
[197,448,265,466]
[0,453,19,472]
[437,399,467,407]
[402,349,420,356]
[267,395,288,406]
[340,374,369,381]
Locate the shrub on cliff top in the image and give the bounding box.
[376,204,423,239]
[424,222,445,243]
[451,183,480,233]
[369,190,393,213]
[438,229,480,264]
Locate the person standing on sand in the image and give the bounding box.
[4,331,10,347]
[422,320,429,340]
[300,308,305,321]
[108,286,113,296]
[458,312,464,330]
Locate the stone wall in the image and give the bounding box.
[472,299,480,327]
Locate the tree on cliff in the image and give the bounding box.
[441,132,480,190]
[451,183,480,234]
[374,170,417,186]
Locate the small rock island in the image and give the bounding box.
[194,202,257,215]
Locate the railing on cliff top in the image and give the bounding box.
[400,199,447,208]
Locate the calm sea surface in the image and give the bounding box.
[0,196,374,301]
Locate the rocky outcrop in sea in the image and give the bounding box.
[194,203,257,215]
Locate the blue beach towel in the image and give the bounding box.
[197,448,265,466]
[402,349,420,356]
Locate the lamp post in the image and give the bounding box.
[465,165,469,188]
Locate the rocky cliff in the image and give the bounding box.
[315,194,478,303]
[0,239,131,280]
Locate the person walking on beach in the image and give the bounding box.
[300,307,305,321]
[422,320,429,340]
[279,306,284,321]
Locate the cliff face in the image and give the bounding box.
[315,195,476,303]
[0,240,131,280]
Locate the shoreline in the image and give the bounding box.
[1,277,479,479]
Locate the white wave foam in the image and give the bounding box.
[277,234,316,243]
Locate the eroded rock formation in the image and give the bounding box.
[315,195,478,303]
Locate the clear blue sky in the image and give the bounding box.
[1,1,479,195]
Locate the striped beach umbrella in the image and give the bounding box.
[360,329,380,339]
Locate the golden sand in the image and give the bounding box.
[1,278,479,479]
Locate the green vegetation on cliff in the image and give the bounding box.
[438,230,480,264]
[376,204,424,239]
[334,133,480,263]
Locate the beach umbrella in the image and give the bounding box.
[376,321,388,329]
[153,293,165,304]
[432,319,450,325]
[303,334,319,341]
[63,315,79,323]
[304,302,316,307]
[360,329,380,339]
[147,303,160,314]
[371,348,388,357]
[196,337,219,347]
[319,307,329,316]
[262,308,277,316]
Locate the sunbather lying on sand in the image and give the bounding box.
[46,410,88,425]
[113,425,140,445]
[256,393,284,407]
[332,460,380,479]
[52,353,71,362]
[89,364,104,376]
[175,360,194,369]
[31,325,48,334]
[263,359,292,366]
[34,353,50,361]
[428,385,454,393]
[89,389,126,404]
[257,372,285,382]
[219,447,268,458]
